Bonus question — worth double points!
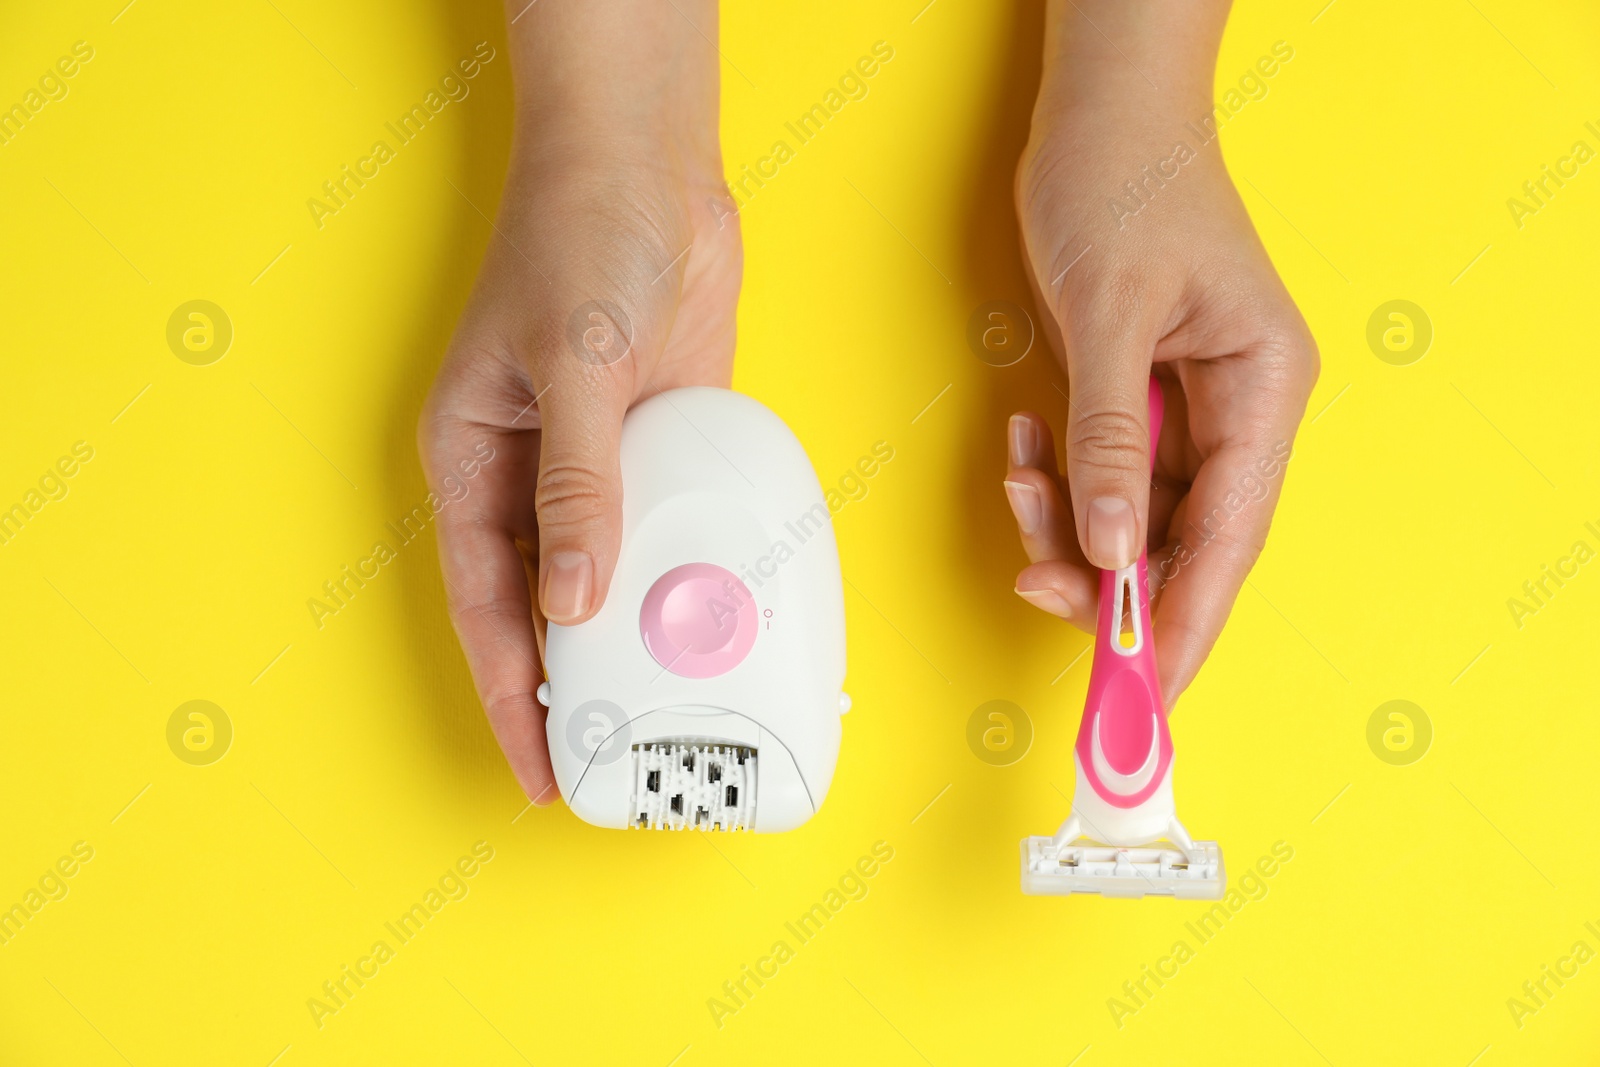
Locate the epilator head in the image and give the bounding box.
[541,387,848,832]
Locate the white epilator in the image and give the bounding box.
[540,387,848,832]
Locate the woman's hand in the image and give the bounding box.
[418,0,739,804]
[1005,0,1318,705]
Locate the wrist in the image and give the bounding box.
[506,0,721,172]
[1035,0,1228,120]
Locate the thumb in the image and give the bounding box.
[533,302,637,625]
[1062,326,1158,572]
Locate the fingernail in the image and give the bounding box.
[1008,415,1035,467]
[1017,587,1072,619]
[1004,480,1042,535]
[1086,496,1137,569]
[542,551,594,622]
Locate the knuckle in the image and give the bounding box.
[1061,262,1148,341]
[1180,519,1269,577]
[446,588,526,629]
[1301,333,1322,389]
[1014,139,1069,222]
[1067,407,1148,475]
[1206,527,1268,571]
[481,686,540,723]
[1155,616,1212,679]
[417,420,463,485]
[436,508,497,540]
[534,462,608,531]
[1253,317,1321,396]
[422,327,541,441]
[416,406,442,462]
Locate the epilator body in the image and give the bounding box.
[541,387,848,832]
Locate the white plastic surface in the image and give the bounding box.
[1107,564,1144,657]
[544,388,847,832]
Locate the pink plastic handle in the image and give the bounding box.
[1074,378,1170,809]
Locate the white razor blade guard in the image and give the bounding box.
[1021,838,1224,899]
[542,388,848,833]
[631,742,757,831]
[1021,761,1226,899]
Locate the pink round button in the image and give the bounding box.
[639,563,758,678]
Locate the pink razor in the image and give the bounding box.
[1020,377,1225,899]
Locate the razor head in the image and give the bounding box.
[631,741,757,831]
[1021,836,1224,899]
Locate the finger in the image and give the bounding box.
[1007,411,1058,476]
[1015,559,1098,631]
[1146,536,1183,602]
[1002,465,1081,568]
[530,338,634,627]
[1006,411,1091,566]
[1005,411,1094,625]
[1146,367,1191,545]
[1152,437,1295,705]
[421,419,558,805]
[1058,288,1167,570]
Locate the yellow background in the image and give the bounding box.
[3,0,1598,1063]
